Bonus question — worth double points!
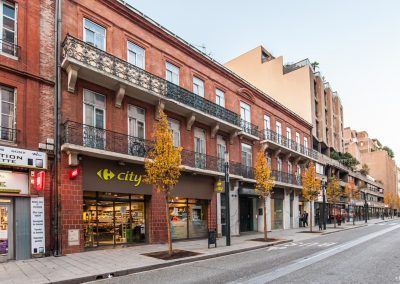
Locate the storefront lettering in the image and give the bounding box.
[0,153,23,164]
[97,169,142,187]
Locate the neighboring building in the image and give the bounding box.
[225,46,345,157]
[397,167,400,197]
[58,0,317,255]
[0,0,55,261]
[344,128,397,197]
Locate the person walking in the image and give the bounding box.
[304,211,309,227]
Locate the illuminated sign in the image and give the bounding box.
[96,169,142,186]
[0,145,47,169]
[35,171,45,191]
[0,171,28,194]
[215,180,223,192]
[69,168,80,180]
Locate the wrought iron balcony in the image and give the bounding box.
[262,129,319,160]
[272,170,302,186]
[0,127,17,143]
[62,35,241,128]
[240,119,260,138]
[0,39,20,58]
[241,165,255,179]
[181,149,225,173]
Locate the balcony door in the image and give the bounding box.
[241,143,252,177]
[83,90,106,149]
[264,115,270,139]
[0,86,15,142]
[194,128,206,169]
[240,102,251,134]
[276,121,282,145]
[217,135,226,172]
[128,105,146,157]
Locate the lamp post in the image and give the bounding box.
[322,180,327,230]
[224,152,231,246]
[364,193,368,223]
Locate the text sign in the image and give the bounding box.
[0,145,47,169]
[31,197,45,255]
[0,171,28,194]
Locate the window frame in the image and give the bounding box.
[240,101,251,123]
[215,88,225,107]
[168,118,181,147]
[0,85,16,142]
[0,0,18,58]
[128,104,146,139]
[166,62,180,85]
[127,41,145,69]
[83,89,106,129]
[83,18,106,51]
[192,76,205,98]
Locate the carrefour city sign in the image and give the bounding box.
[96,168,142,186]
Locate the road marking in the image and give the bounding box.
[231,224,400,284]
[266,241,336,251]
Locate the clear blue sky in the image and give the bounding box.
[127,0,400,164]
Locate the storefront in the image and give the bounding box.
[271,188,284,230]
[0,146,47,262]
[81,157,215,248]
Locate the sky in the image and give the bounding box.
[126,0,400,164]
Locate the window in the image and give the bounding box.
[264,115,270,139]
[0,85,15,141]
[286,127,292,148]
[168,118,181,147]
[194,128,206,169]
[316,163,324,175]
[127,41,145,69]
[277,158,282,172]
[128,105,146,157]
[83,18,106,50]
[217,135,226,171]
[276,121,282,144]
[83,89,106,149]
[266,153,272,167]
[240,102,251,122]
[296,165,302,182]
[241,143,252,168]
[1,1,17,56]
[288,161,293,174]
[295,132,300,151]
[304,136,308,151]
[166,62,179,84]
[215,89,225,107]
[193,77,204,97]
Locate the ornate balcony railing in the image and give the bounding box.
[0,126,17,143]
[263,129,319,160]
[272,170,302,186]
[240,119,260,137]
[241,165,255,179]
[181,149,225,173]
[0,39,20,58]
[62,35,241,127]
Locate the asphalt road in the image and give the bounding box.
[93,220,400,284]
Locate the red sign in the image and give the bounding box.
[35,171,46,191]
[69,168,80,180]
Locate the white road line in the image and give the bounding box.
[230,224,400,284]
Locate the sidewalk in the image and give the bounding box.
[0,217,394,284]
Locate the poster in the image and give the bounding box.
[31,197,45,254]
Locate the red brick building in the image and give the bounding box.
[56,0,318,255]
[0,0,55,261]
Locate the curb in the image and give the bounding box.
[321,224,367,235]
[53,239,293,284]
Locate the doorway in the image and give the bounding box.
[0,199,13,262]
[239,196,257,232]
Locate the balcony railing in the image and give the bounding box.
[181,149,225,173]
[0,127,17,143]
[166,82,240,126]
[283,59,311,74]
[240,119,260,137]
[0,39,20,58]
[62,35,241,128]
[272,170,302,186]
[263,129,319,160]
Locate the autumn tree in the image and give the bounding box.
[384,192,396,218]
[302,163,321,232]
[326,176,343,228]
[254,150,275,241]
[144,109,182,256]
[345,180,360,225]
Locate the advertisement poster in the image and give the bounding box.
[31,197,45,254]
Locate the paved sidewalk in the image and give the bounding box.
[0,217,394,284]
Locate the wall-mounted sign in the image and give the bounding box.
[68,229,80,246]
[215,180,224,192]
[68,168,80,180]
[0,145,47,169]
[31,197,45,255]
[35,171,46,191]
[0,171,28,194]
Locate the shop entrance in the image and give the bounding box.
[0,199,13,262]
[239,196,257,232]
[83,192,146,248]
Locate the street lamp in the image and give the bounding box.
[322,180,327,230]
[224,151,231,246]
[364,192,368,223]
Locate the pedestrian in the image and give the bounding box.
[299,213,303,227]
[318,209,322,231]
[304,211,308,227]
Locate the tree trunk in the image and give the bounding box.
[165,194,172,256]
[310,201,313,232]
[333,203,337,228]
[264,197,267,241]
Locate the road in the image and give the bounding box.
[93,220,400,284]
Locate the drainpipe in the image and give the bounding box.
[53,0,62,256]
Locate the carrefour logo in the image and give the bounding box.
[96,169,142,186]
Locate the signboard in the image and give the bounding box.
[34,171,46,191]
[0,171,29,194]
[68,229,80,246]
[31,197,45,254]
[215,180,224,192]
[0,145,47,169]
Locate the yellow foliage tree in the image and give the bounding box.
[254,150,275,241]
[326,176,343,228]
[302,162,321,232]
[384,192,396,218]
[345,180,360,225]
[144,109,182,256]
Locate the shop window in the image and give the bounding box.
[168,197,208,240]
[83,192,146,248]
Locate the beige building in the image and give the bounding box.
[344,128,397,196]
[225,46,344,156]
